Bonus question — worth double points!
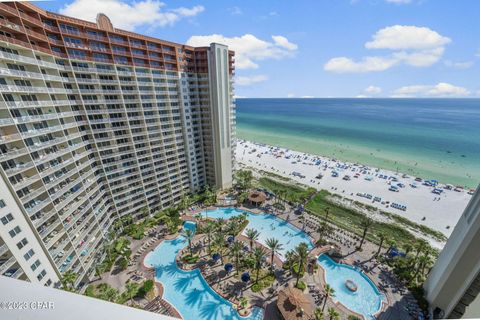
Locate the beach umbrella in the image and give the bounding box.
[241,272,251,283]
[224,263,233,273]
[227,236,235,243]
[212,253,221,262]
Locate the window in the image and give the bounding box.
[37,269,46,281]
[24,249,35,261]
[1,213,13,225]
[8,226,21,237]
[31,259,41,271]
[0,199,5,208]
[45,279,52,286]
[16,237,28,250]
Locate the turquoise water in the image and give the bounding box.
[318,254,384,319]
[200,207,313,259]
[236,98,480,187]
[144,222,264,320]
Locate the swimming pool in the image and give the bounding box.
[318,254,384,319]
[144,221,264,320]
[200,207,313,259]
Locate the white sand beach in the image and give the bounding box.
[235,140,475,242]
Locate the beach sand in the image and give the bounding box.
[235,140,474,243]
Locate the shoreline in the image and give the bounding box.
[235,139,474,245]
[237,132,478,189]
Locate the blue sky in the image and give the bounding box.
[37,0,480,98]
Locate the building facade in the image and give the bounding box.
[424,185,480,319]
[0,1,235,290]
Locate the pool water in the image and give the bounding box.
[200,207,313,260]
[144,222,264,320]
[318,254,384,319]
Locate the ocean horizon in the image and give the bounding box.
[236,98,480,188]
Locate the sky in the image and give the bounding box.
[35,0,480,98]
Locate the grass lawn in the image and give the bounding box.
[305,190,436,252]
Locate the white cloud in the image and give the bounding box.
[228,6,242,15]
[366,25,450,50]
[301,96,315,98]
[235,75,268,86]
[364,86,382,94]
[444,60,474,69]
[287,93,295,98]
[325,56,398,73]
[325,25,450,73]
[186,34,298,69]
[59,0,204,31]
[272,35,298,51]
[392,82,470,97]
[475,49,480,58]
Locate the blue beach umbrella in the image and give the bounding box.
[227,236,235,243]
[241,272,251,283]
[212,253,221,262]
[224,263,233,273]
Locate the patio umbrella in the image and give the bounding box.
[212,253,221,262]
[241,272,250,283]
[227,236,235,243]
[224,263,233,273]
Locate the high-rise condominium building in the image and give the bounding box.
[424,185,480,319]
[0,1,235,290]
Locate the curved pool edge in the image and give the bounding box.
[144,232,265,320]
[317,254,386,320]
[200,207,316,254]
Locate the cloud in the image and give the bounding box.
[364,86,382,94]
[59,0,204,31]
[272,35,298,50]
[444,60,474,69]
[287,93,295,98]
[228,6,242,15]
[235,75,268,86]
[301,96,315,98]
[475,49,480,58]
[186,34,298,69]
[325,56,398,73]
[325,25,450,73]
[392,82,470,97]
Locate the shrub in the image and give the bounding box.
[182,254,199,264]
[348,316,362,320]
[296,281,306,290]
[138,279,154,297]
[117,257,128,271]
[251,283,261,292]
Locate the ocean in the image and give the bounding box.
[235,98,480,188]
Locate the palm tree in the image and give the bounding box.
[231,241,243,275]
[204,221,214,254]
[317,222,332,246]
[61,270,77,291]
[414,239,428,262]
[322,284,335,312]
[245,228,259,250]
[358,217,374,250]
[252,247,266,283]
[125,281,138,306]
[265,238,283,271]
[292,242,309,287]
[213,234,225,260]
[184,229,194,255]
[324,207,330,222]
[404,243,414,258]
[375,232,387,256]
[314,308,324,320]
[328,307,340,320]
